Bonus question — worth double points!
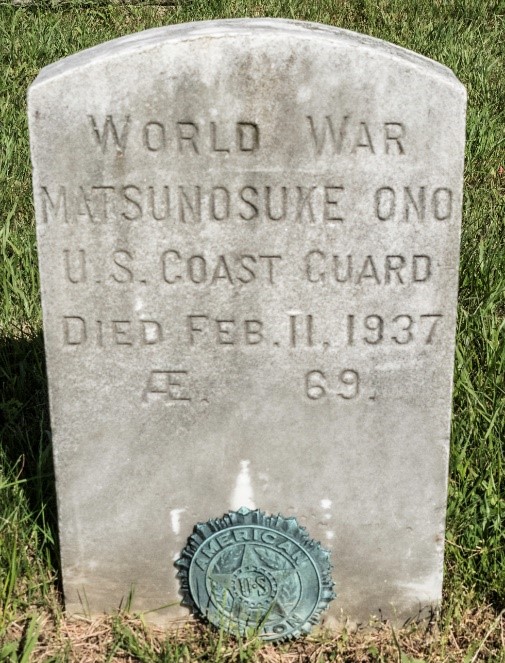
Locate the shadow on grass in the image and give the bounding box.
[0,330,61,590]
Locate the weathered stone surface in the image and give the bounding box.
[29,19,466,627]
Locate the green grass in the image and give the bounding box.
[1,1,504,660]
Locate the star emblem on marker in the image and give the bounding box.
[208,543,298,614]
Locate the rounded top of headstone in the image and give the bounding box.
[175,507,335,641]
[29,18,465,97]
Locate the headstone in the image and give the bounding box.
[29,19,466,628]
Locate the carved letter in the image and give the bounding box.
[375,187,395,221]
[306,115,348,155]
[112,320,132,345]
[357,256,380,284]
[432,188,452,220]
[385,255,406,284]
[188,315,208,344]
[178,186,201,223]
[141,320,163,345]
[244,320,264,345]
[210,187,230,221]
[177,122,199,153]
[295,187,316,223]
[333,255,352,283]
[122,185,142,221]
[324,186,344,222]
[353,122,374,153]
[259,255,282,284]
[237,123,259,152]
[161,250,182,284]
[63,316,86,345]
[210,122,230,153]
[385,122,405,154]
[88,115,130,153]
[112,250,134,283]
[143,121,166,151]
[211,256,234,285]
[413,255,432,282]
[404,187,426,222]
[63,249,86,283]
[306,250,325,283]
[239,186,259,220]
[143,370,191,401]
[187,255,207,284]
[149,186,170,221]
[265,186,287,221]
[41,186,67,224]
[237,255,257,284]
[216,320,235,344]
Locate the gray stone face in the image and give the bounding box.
[29,19,466,627]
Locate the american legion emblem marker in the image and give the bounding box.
[175,507,335,641]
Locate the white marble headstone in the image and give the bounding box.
[29,19,466,626]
